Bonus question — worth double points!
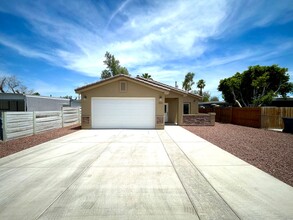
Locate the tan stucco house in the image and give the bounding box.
[75,74,214,129]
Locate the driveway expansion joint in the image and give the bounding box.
[158,129,241,220]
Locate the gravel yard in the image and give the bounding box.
[183,123,293,187]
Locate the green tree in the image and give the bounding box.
[218,65,293,107]
[202,91,211,102]
[100,51,129,79]
[197,79,206,96]
[182,72,195,91]
[141,73,152,80]
[210,96,219,101]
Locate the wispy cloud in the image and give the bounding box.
[0,36,55,62]
[0,0,227,76]
[106,0,132,29]
[0,0,292,94]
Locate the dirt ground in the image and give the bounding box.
[0,125,80,158]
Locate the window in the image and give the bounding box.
[120,81,127,92]
[0,100,9,111]
[183,103,190,114]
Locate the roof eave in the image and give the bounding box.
[75,75,170,94]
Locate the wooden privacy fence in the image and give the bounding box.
[261,107,293,129]
[1,107,81,141]
[199,107,293,129]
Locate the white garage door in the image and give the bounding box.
[91,97,156,128]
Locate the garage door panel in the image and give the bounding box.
[92,98,155,128]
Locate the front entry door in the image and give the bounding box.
[164,103,168,123]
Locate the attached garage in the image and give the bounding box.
[91,97,156,128]
[75,74,202,129]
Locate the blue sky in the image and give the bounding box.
[0,0,293,99]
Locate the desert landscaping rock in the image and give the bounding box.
[183,123,293,187]
[0,125,80,158]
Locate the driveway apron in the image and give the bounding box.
[0,126,292,219]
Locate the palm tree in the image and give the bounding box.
[141,73,152,80]
[182,72,195,91]
[197,79,206,96]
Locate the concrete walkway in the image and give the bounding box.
[0,126,292,219]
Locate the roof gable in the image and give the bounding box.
[75,75,170,94]
[136,77,202,99]
[75,75,201,100]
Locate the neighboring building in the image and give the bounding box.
[75,74,202,129]
[269,97,293,107]
[199,101,229,109]
[0,93,25,111]
[0,93,80,112]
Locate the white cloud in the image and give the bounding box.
[0,0,228,77]
[0,0,292,96]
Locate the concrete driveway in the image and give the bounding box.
[0,126,292,219]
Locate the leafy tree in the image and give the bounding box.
[182,72,195,91]
[218,65,293,107]
[100,51,129,79]
[210,96,219,101]
[197,79,206,96]
[0,75,37,94]
[202,91,211,102]
[218,72,243,107]
[141,73,152,80]
[192,90,211,102]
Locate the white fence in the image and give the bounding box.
[1,107,81,141]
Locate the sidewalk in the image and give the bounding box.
[164,126,293,219]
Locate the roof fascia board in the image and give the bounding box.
[75,75,169,93]
[137,77,201,99]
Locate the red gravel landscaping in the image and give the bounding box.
[0,125,80,158]
[183,123,293,187]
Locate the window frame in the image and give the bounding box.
[119,81,127,92]
[183,102,191,114]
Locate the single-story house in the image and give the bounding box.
[75,74,215,129]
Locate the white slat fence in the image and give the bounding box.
[1,107,81,141]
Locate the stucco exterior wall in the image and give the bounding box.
[80,79,165,129]
[165,91,200,125]
[182,96,199,114]
[165,98,178,124]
